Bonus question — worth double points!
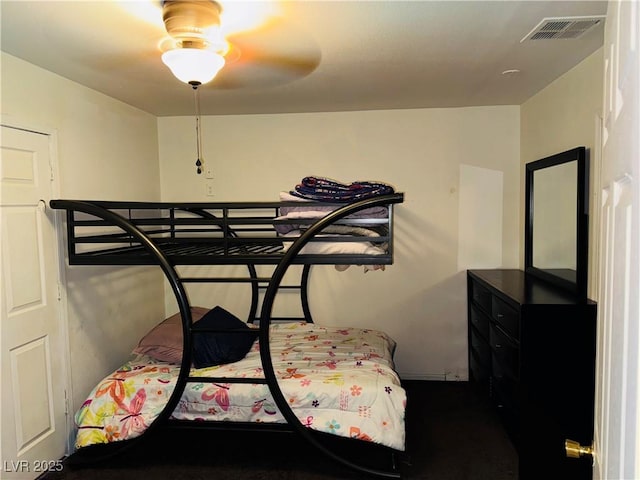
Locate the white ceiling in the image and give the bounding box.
[0,1,608,117]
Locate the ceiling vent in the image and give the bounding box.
[521,16,606,42]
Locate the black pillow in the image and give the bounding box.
[191,306,256,368]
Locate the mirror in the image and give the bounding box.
[525,147,589,298]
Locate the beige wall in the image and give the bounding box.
[158,106,521,379]
[520,48,604,299]
[1,53,165,411]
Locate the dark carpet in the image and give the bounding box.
[42,381,517,479]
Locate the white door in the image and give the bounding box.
[594,1,640,478]
[1,125,67,479]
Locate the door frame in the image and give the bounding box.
[1,115,73,455]
[593,0,640,477]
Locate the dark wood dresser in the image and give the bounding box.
[467,269,597,479]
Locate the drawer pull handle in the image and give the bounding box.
[495,344,502,348]
[497,313,504,318]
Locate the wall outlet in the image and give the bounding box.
[206,182,214,196]
[205,167,214,179]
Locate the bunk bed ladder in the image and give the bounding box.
[248,264,314,324]
[179,264,313,325]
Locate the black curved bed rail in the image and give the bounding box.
[50,194,405,476]
[49,200,195,461]
[258,193,405,478]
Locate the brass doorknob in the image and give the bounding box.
[565,439,594,459]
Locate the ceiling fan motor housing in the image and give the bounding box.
[162,0,222,49]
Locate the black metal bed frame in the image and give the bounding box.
[50,193,405,478]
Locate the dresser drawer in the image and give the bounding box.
[470,280,492,314]
[490,323,519,380]
[492,296,520,339]
[491,380,520,447]
[469,305,490,341]
[491,369,518,411]
[470,349,490,386]
[470,326,491,367]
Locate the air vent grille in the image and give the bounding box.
[521,16,605,42]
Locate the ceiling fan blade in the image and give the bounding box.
[228,46,319,72]
[212,16,321,89]
[211,58,318,89]
[211,47,319,89]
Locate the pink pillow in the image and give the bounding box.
[132,307,210,363]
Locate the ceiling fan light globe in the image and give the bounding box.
[161,48,225,85]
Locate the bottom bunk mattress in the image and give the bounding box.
[75,321,406,451]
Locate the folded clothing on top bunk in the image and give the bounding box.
[275,187,392,272]
[275,191,390,236]
[74,309,406,452]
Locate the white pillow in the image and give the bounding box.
[281,231,386,255]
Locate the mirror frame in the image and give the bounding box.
[525,146,589,298]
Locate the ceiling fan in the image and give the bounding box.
[157,0,320,89]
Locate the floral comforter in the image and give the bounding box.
[75,322,406,451]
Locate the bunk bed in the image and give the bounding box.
[51,192,406,478]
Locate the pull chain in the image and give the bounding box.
[191,81,203,174]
